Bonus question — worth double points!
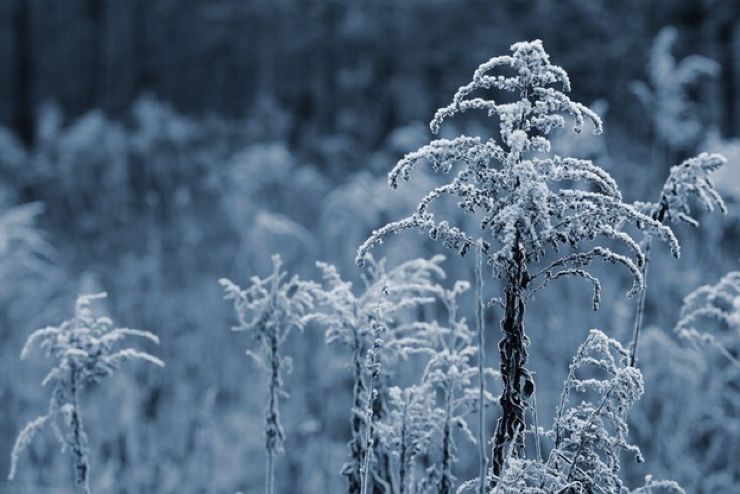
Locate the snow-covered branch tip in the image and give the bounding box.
[637,152,728,226]
[675,271,739,366]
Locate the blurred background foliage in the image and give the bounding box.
[0,0,738,493]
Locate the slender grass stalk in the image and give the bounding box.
[360,293,386,494]
[438,293,456,494]
[360,377,378,494]
[629,152,726,366]
[630,236,652,367]
[265,320,279,494]
[399,400,408,494]
[476,243,487,494]
[531,387,541,464]
[69,369,91,494]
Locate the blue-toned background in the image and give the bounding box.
[0,1,738,493]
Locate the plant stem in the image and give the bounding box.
[70,369,91,494]
[439,289,457,494]
[264,260,283,494]
[265,325,280,494]
[361,304,384,494]
[531,388,541,464]
[476,242,488,494]
[347,330,365,494]
[439,382,453,494]
[360,373,377,494]
[399,400,408,494]
[491,236,528,487]
[266,450,274,494]
[629,236,652,367]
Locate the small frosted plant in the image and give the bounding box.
[409,277,495,494]
[675,271,739,365]
[547,330,645,494]
[220,254,317,494]
[356,40,678,486]
[312,256,444,494]
[8,292,164,494]
[629,152,727,366]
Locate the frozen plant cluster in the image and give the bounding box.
[311,256,446,493]
[374,277,495,494]
[5,35,733,494]
[546,330,645,493]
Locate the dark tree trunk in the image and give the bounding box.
[12,0,33,146]
[87,0,105,108]
[490,236,530,486]
[133,0,152,93]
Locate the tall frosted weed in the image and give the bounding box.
[357,40,681,487]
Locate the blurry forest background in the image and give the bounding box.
[0,1,739,493]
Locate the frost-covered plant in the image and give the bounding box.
[356,40,678,485]
[630,26,719,154]
[630,476,685,494]
[675,271,739,365]
[220,255,318,494]
[631,273,739,491]
[629,153,726,366]
[638,153,727,227]
[8,292,164,494]
[546,330,645,494]
[419,276,495,494]
[312,256,444,494]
